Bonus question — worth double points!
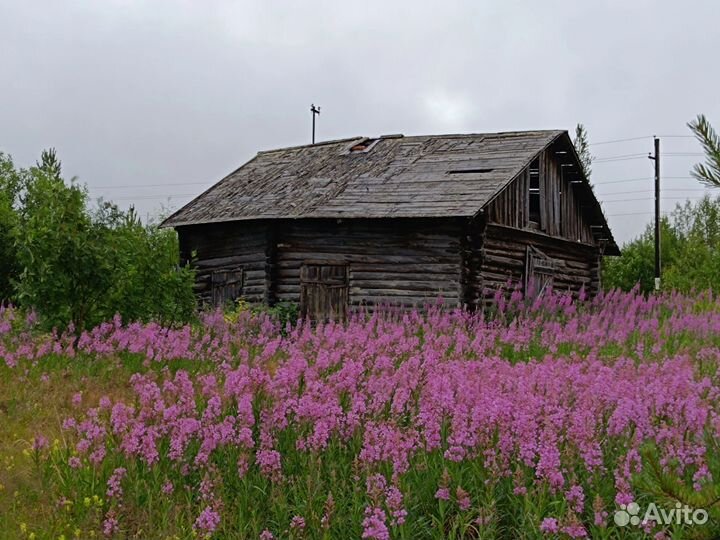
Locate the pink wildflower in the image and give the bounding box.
[106,467,127,499]
[455,486,471,511]
[32,435,49,452]
[194,506,221,534]
[362,506,389,540]
[539,517,559,534]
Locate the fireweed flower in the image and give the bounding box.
[539,517,559,534]
[1,290,719,534]
[289,515,305,530]
[102,513,119,537]
[106,467,127,499]
[455,486,471,511]
[194,506,221,534]
[32,435,49,452]
[362,506,389,540]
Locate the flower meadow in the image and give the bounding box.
[1,290,720,539]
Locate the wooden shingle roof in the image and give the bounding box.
[163,130,568,227]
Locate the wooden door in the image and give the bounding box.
[211,268,243,308]
[524,247,555,298]
[300,264,349,322]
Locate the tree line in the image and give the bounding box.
[1,116,718,329]
[0,149,195,330]
[600,115,720,293]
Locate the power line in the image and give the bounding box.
[593,176,696,185]
[607,210,672,217]
[594,153,648,161]
[87,181,210,190]
[595,157,650,164]
[95,193,196,201]
[593,176,652,185]
[602,195,709,203]
[589,136,651,146]
[597,187,709,195]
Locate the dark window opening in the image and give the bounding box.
[447,168,494,175]
[529,158,541,226]
[558,169,564,235]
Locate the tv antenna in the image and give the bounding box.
[311,104,321,144]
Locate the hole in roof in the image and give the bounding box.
[447,168,494,174]
[349,138,378,153]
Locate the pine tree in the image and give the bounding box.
[688,114,720,187]
[573,123,593,180]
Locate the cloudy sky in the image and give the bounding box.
[2,0,719,243]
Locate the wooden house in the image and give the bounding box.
[162,130,618,320]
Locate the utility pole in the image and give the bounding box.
[310,104,321,144]
[649,137,661,290]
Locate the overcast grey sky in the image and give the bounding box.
[2,0,719,243]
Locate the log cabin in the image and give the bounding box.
[161,130,619,320]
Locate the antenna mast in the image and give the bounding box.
[311,104,321,144]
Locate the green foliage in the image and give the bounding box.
[262,302,300,328]
[636,444,720,539]
[15,151,111,330]
[92,204,196,326]
[688,114,720,187]
[0,153,22,302]
[603,196,720,293]
[225,299,299,330]
[573,123,593,180]
[2,148,196,329]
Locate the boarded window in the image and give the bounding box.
[524,246,554,298]
[211,268,243,307]
[300,264,349,322]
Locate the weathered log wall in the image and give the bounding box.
[274,218,462,309]
[177,221,269,305]
[477,223,601,305]
[177,212,601,313]
[178,218,463,310]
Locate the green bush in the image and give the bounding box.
[224,299,299,330]
[1,148,196,330]
[0,153,22,303]
[603,195,720,293]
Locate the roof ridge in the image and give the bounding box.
[257,136,364,155]
[399,129,564,140]
[255,130,565,155]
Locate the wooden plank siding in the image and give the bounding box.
[485,147,594,244]
[478,142,603,302]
